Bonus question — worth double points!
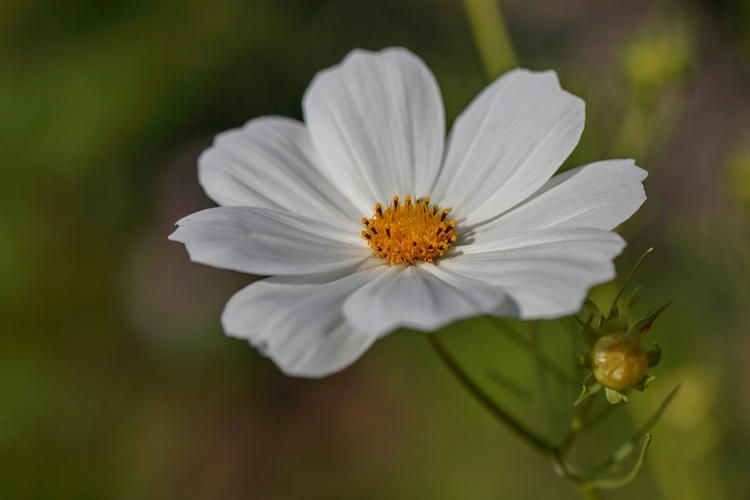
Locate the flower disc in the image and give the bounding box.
[361,195,456,264]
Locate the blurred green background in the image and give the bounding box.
[1,0,749,498]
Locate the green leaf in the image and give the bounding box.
[627,301,671,338]
[605,388,629,404]
[647,341,662,367]
[574,373,602,406]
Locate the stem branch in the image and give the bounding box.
[462,0,518,79]
[426,333,554,455]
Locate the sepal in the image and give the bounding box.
[647,342,662,367]
[627,301,671,338]
[632,374,656,392]
[580,316,600,349]
[605,387,628,404]
[603,307,629,335]
[584,298,603,319]
[574,373,602,406]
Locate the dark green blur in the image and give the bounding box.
[1,1,748,499]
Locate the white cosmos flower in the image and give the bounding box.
[169,47,647,378]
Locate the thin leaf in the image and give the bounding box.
[610,247,653,313]
[584,298,603,318]
[589,435,653,489]
[625,286,644,309]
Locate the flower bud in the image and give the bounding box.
[591,332,649,391]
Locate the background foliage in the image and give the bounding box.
[1,0,749,498]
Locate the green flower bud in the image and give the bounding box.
[573,249,669,406]
[591,333,649,391]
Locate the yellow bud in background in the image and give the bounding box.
[620,17,696,101]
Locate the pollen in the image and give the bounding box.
[360,195,457,265]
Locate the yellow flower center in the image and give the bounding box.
[360,195,457,265]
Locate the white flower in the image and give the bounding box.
[169,48,647,378]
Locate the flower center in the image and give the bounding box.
[360,195,457,265]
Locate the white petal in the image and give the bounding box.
[343,262,511,337]
[198,116,361,230]
[466,160,647,246]
[303,48,445,213]
[432,69,585,225]
[222,262,388,377]
[169,207,371,275]
[441,228,625,319]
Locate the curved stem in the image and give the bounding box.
[426,333,555,455]
[426,332,643,500]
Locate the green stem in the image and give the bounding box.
[426,333,555,455]
[559,391,598,453]
[462,0,518,79]
[426,333,647,499]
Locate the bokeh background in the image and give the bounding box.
[1,0,749,498]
